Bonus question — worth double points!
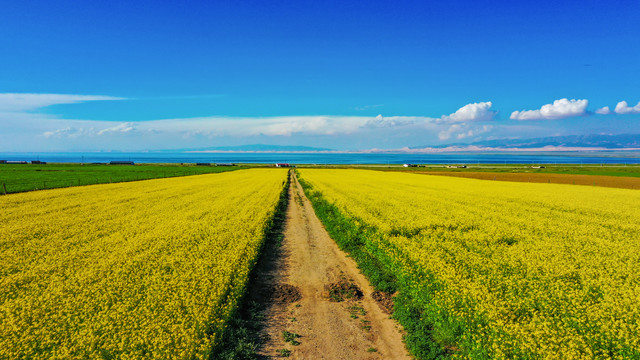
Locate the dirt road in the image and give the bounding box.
[256,171,410,359]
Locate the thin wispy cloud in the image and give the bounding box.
[439,124,494,140]
[0,96,506,151]
[0,93,125,112]
[97,122,135,136]
[43,122,137,139]
[364,114,424,128]
[354,104,384,111]
[36,101,495,139]
[510,98,589,120]
[42,127,89,139]
[2,92,638,152]
[39,115,424,138]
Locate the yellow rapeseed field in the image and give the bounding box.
[299,169,640,359]
[0,169,287,359]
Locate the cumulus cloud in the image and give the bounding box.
[362,102,496,132]
[614,101,640,114]
[436,102,496,139]
[0,93,125,112]
[510,98,589,120]
[439,102,496,123]
[595,106,611,115]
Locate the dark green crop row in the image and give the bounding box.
[0,163,244,194]
[213,171,291,360]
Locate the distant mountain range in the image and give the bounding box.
[185,144,333,152]
[176,135,640,154]
[415,134,640,150]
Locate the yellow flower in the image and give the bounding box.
[299,168,640,358]
[0,169,288,359]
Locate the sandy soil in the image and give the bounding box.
[412,171,640,190]
[256,171,410,359]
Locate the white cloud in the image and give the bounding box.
[4,96,497,141]
[510,98,589,120]
[97,122,135,135]
[0,93,125,112]
[614,101,640,114]
[438,124,463,140]
[43,127,89,138]
[462,124,493,139]
[438,124,493,140]
[244,116,367,136]
[436,102,496,139]
[33,114,439,142]
[440,101,496,123]
[33,103,496,140]
[364,114,419,128]
[37,116,384,139]
[595,106,611,115]
[0,96,504,151]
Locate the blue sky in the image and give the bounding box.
[1,0,639,151]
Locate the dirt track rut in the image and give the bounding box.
[257,171,410,359]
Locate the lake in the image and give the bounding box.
[2,151,640,164]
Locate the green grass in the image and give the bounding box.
[282,331,301,346]
[0,163,246,193]
[297,168,640,359]
[276,348,291,357]
[297,172,451,359]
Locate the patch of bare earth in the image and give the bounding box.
[371,291,395,315]
[257,172,410,359]
[271,284,303,304]
[412,171,640,190]
[325,278,364,302]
